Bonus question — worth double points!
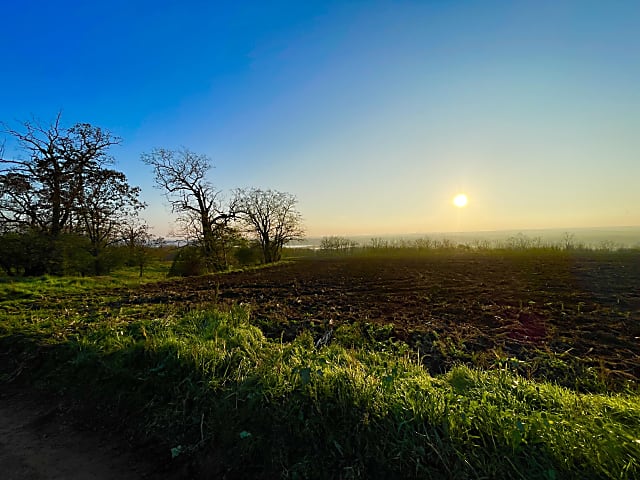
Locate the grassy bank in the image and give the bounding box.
[1,272,638,479]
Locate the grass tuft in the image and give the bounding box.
[2,301,638,479]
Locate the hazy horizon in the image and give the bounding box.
[306,223,640,240]
[289,225,640,247]
[2,1,639,238]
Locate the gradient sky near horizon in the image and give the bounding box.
[1,0,639,237]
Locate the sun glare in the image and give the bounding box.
[453,193,468,208]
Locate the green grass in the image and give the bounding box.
[0,262,171,292]
[1,280,639,479]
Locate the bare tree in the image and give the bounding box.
[120,219,156,277]
[0,114,143,275]
[320,236,358,253]
[76,168,145,274]
[235,188,304,263]
[141,148,236,270]
[0,114,121,236]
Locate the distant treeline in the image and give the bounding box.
[314,233,638,254]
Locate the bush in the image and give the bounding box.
[0,231,48,276]
[234,243,262,266]
[168,245,208,277]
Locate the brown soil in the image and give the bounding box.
[124,252,640,387]
[0,386,183,480]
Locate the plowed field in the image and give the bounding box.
[124,251,640,391]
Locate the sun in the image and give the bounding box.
[453,193,468,208]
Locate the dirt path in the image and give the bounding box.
[0,386,180,480]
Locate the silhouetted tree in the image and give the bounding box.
[76,168,145,274]
[320,236,358,253]
[120,219,157,277]
[0,114,120,237]
[0,114,143,274]
[142,148,236,271]
[234,188,304,263]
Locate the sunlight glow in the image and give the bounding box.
[453,194,468,208]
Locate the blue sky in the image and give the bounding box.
[2,0,639,237]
